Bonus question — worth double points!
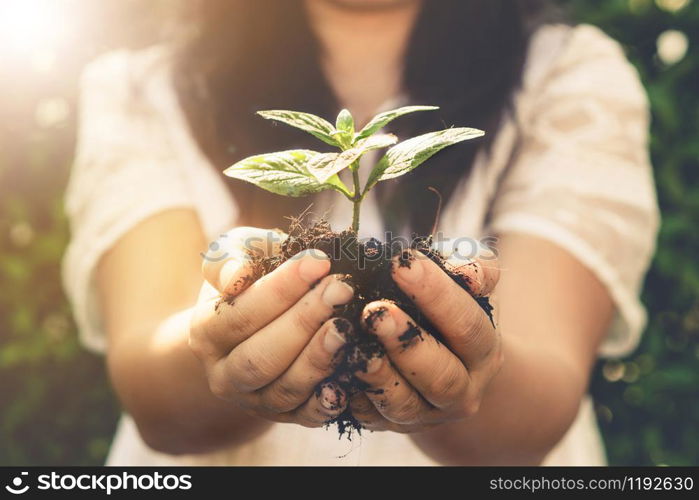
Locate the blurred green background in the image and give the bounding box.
[0,0,697,465]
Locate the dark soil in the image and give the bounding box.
[245,219,493,438]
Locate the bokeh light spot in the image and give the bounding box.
[655,0,692,12]
[657,29,689,65]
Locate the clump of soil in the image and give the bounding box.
[245,219,493,438]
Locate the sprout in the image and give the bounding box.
[224,106,484,233]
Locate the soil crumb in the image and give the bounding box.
[398,321,424,349]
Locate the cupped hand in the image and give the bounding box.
[350,245,502,433]
[189,227,354,428]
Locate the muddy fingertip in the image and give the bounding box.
[361,301,392,331]
[318,382,347,412]
[323,318,349,354]
[321,276,354,307]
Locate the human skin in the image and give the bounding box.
[97,0,614,463]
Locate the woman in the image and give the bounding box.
[63,0,659,465]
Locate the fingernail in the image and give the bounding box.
[323,321,347,353]
[369,308,395,337]
[478,242,497,261]
[365,356,383,374]
[446,256,483,295]
[393,250,423,284]
[219,258,245,291]
[320,383,344,410]
[322,279,354,307]
[297,250,330,283]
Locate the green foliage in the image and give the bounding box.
[354,105,438,141]
[364,127,484,191]
[558,0,699,465]
[224,149,348,197]
[306,134,397,183]
[226,107,481,232]
[256,109,341,147]
[335,108,355,144]
[0,0,697,466]
[0,154,119,465]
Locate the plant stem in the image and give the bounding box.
[351,162,362,233]
[352,199,361,233]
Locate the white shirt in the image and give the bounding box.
[63,24,659,466]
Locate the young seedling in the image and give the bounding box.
[224,106,484,233]
[223,106,488,437]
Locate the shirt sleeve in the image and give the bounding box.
[487,25,660,358]
[62,48,237,354]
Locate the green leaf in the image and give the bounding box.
[365,127,484,191]
[334,109,355,149]
[224,149,348,197]
[257,110,340,147]
[306,134,398,182]
[355,133,399,151]
[335,109,355,135]
[355,105,439,141]
[307,152,357,183]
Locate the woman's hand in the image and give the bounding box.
[350,246,502,433]
[189,227,354,428]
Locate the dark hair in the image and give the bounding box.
[174,0,555,233]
